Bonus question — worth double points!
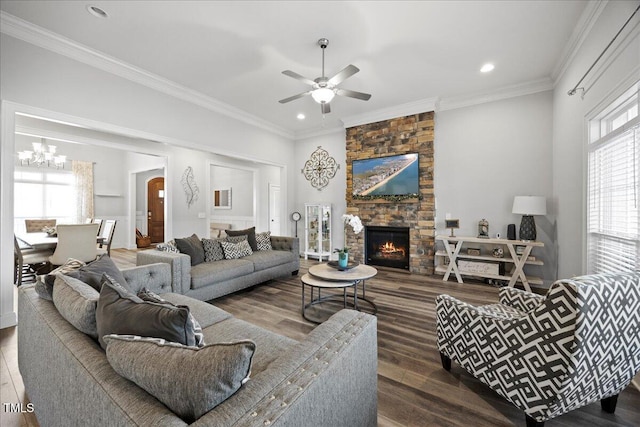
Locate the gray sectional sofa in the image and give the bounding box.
[137,236,300,301]
[18,262,378,426]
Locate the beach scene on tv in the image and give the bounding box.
[352,153,419,196]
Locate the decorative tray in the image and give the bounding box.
[327,260,360,271]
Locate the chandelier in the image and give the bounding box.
[18,139,67,169]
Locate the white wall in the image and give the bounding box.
[295,130,347,256]
[435,91,554,284]
[211,165,253,216]
[0,34,295,328]
[552,1,640,279]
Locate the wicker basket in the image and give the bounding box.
[136,236,152,248]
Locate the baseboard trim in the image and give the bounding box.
[0,311,17,329]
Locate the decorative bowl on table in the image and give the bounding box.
[42,226,57,237]
[327,260,359,271]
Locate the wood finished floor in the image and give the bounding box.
[1,249,639,426]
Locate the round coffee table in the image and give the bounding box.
[307,263,378,315]
[301,273,357,324]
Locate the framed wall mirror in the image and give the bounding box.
[213,188,232,209]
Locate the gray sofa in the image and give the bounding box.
[137,236,300,301]
[18,263,378,426]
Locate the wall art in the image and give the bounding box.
[301,146,339,190]
[181,166,199,208]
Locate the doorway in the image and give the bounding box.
[147,177,165,243]
[269,183,281,235]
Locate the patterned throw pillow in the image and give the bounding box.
[255,231,272,251]
[225,227,257,251]
[220,239,253,259]
[103,334,255,423]
[201,238,225,262]
[156,240,179,253]
[137,288,205,347]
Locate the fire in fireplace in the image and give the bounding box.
[365,226,410,270]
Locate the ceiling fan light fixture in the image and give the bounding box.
[311,87,335,104]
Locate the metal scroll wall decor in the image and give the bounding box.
[302,146,339,190]
[181,166,199,208]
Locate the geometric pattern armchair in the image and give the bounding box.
[436,272,640,427]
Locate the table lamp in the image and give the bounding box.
[512,196,546,241]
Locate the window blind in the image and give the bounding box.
[587,110,639,274]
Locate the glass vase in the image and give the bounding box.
[338,251,348,268]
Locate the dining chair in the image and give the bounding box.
[49,224,100,265]
[25,219,57,233]
[92,218,104,236]
[14,236,53,285]
[97,219,117,256]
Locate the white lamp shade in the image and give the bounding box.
[512,196,547,215]
[311,88,335,104]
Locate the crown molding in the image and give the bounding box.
[0,11,294,140]
[341,97,439,129]
[551,0,608,84]
[437,78,553,112]
[294,125,345,141]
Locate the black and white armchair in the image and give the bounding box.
[436,271,640,426]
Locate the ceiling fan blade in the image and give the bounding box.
[279,91,312,104]
[321,102,331,114]
[336,88,372,101]
[328,64,359,85]
[282,70,316,86]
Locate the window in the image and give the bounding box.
[587,82,640,274]
[14,168,75,233]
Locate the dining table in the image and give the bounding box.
[16,232,104,250]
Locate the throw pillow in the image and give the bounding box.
[175,234,205,266]
[35,258,86,300]
[255,231,272,251]
[96,275,197,350]
[225,235,247,243]
[220,239,253,260]
[104,334,255,423]
[156,240,179,253]
[225,227,257,251]
[52,274,100,339]
[137,288,205,347]
[66,254,129,292]
[201,238,225,262]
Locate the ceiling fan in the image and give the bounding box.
[279,38,371,114]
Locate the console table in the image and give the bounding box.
[435,235,544,291]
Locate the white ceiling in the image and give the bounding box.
[1,1,588,138]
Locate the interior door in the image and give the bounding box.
[269,183,281,235]
[147,177,165,243]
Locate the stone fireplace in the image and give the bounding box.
[345,111,435,274]
[365,226,410,270]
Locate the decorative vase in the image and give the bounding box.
[338,251,348,268]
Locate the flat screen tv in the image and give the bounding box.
[352,153,419,197]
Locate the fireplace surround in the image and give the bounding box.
[345,111,435,274]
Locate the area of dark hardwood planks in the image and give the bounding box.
[1,249,637,427]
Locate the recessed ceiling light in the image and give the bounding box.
[480,63,495,73]
[297,113,305,120]
[87,5,109,18]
